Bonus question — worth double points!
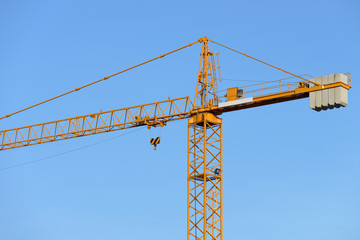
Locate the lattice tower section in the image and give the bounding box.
[194,37,219,109]
[187,113,223,240]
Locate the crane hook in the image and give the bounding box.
[150,137,160,150]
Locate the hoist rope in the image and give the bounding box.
[0,39,201,121]
[208,39,320,87]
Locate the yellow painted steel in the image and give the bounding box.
[188,113,223,240]
[0,37,353,240]
[0,76,351,152]
[208,39,321,87]
[188,38,223,240]
[226,87,239,101]
[0,39,201,121]
[0,97,192,151]
[253,81,351,102]
[194,37,219,109]
[150,137,161,150]
[2,38,349,152]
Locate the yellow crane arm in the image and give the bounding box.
[0,36,352,240]
[0,73,351,152]
[0,75,351,152]
[212,74,352,114]
[0,96,192,151]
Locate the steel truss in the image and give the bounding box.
[188,112,223,240]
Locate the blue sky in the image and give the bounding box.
[0,0,359,239]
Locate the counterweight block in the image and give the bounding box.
[309,73,349,111]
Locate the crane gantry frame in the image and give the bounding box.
[0,37,351,240]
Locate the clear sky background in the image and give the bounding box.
[0,1,359,240]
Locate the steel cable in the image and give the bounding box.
[0,40,200,121]
[208,39,320,87]
[0,127,144,172]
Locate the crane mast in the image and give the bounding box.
[0,37,352,240]
[188,37,223,240]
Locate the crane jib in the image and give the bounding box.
[0,37,352,240]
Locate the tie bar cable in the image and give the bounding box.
[0,39,201,121]
[208,39,320,87]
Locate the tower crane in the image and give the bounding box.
[0,37,352,240]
